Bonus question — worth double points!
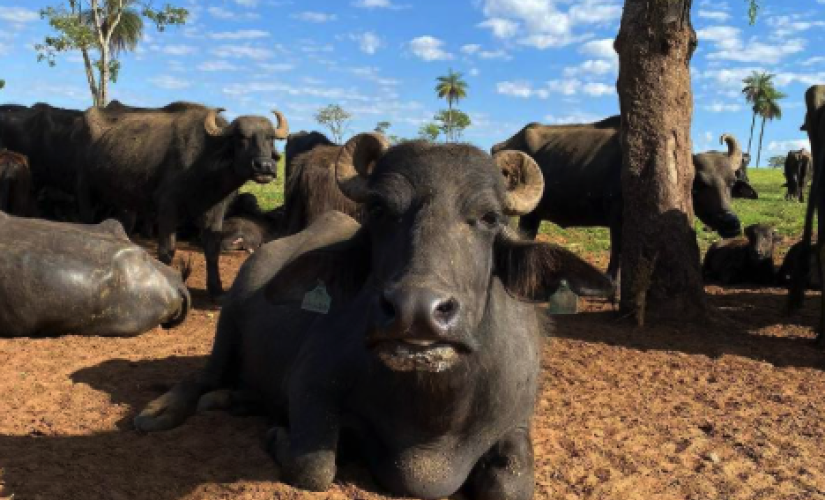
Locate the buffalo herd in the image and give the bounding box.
[0,84,823,499]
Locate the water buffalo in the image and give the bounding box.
[789,85,825,346]
[783,149,812,202]
[0,103,84,194]
[0,149,31,216]
[134,136,614,499]
[77,102,289,298]
[220,194,283,253]
[491,117,756,279]
[282,131,361,235]
[0,213,190,337]
[777,240,821,289]
[703,224,777,285]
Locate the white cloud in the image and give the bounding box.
[198,60,240,72]
[497,81,548,99]
[580,39,615,59]
[258,62,295,72]
[207,6,259,20]
[477,0,621,49]
[582,82,613,96]
[498,77,613,98]
[461,43,510,60]
[149,75,191,90]
[293,11,337,23]
[351,32,382,54]
[408,36,453,61]
[0,7,38,24]
[353,0,406,9]
[564,59,615,77]
[461,44,481,55]
[544,112,602,124]
[212,45,273,60]
[158,44,197,56]
[697,25,805,64]
[767,15,825,38]
[704,101,741,113]
[234,0,259,6]
[209,30,270,40]
[802,56,825,67]
[768,139,811,153]
[698,10,730,21]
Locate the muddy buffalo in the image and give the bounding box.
[492,118,755,279]
[783,149,812,202]
[0,149,31,216]
[282,131,361,235]
[77,102,289,298]
[0,213,189,337]
[789,85,825,345]
[703,224,778,285]
[135,136,613,499]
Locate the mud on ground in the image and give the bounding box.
[1,247,824,500]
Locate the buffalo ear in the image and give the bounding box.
[732,180,758,199]
[264,230,370,309]
[494,231,614,302]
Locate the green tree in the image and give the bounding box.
[434,109,470,142]
[435,68,468,142]
[767,155,785,169]
[746,0,759,24]
[315,104,352,144]
[742,71,775,157]
[36,0,187,107]
[418,122,440,142]
[0,80,5,90]
[374,121,391,134]
[754,86,786,169]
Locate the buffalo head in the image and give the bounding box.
[204,108,289,184]
[693,134,756,239]
[333,134,612,373]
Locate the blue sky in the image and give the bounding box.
[0,0,822,160]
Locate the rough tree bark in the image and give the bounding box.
[615,0,705,324]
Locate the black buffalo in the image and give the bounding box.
[492,117,756,279]
[703,224,777,285]
[77,102,289,298]
[219,193,283,253]
[783,149,812,202]
[789,85,825,345]
[777,240,821,289]
[282,131,361,236]
[0,213,189,337]
[0,149,31,216]
[0,103,84,195]
[134,135,613,499]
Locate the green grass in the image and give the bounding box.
[243,165,805,256]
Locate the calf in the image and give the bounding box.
[0,213,190,337]
[135,135,613,500]
[777,240,821,290]
[703,224,778,285]
[0,149,31,216]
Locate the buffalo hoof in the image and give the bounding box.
[197,390,234,412]
[264,426,291,464]
[134,390,197,432]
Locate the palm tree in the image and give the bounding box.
[82,1,144,55]
[742,71,774,158]
[754,86,786,169]
[435,69,468,142]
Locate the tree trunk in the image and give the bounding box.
[80,48,100,107]
[615,0,705,324]
[447,99,453,143]
[755,116,766,169]
[99,46,110,106]
[747,111,756,156]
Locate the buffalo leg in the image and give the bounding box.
[157,208,179,265]
[203,226,224,298]
[517,213,541,239]
[462,427,535,500]
[818,242,825,346]
[606,222,622,282]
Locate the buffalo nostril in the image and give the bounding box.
[432,297,459,328]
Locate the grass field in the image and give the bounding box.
[243,165,807,254]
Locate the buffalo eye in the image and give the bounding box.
[474,211,501,230]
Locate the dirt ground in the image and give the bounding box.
[2,245,825,500]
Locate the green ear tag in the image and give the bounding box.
[547,280,578,315]
[302,281,331,314]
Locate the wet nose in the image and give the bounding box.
[378,287,460,337]
[716,211,742,239]
[252,158,275,172]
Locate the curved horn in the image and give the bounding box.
[335,133,389,202]
[271,109,289,139]
[204,108,230,137]
[494,150,544,216]
[720,133,743,172]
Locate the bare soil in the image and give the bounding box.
[1,246,825,500]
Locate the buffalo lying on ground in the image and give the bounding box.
[220,194,284,252]
[789,85,825,345]
[282,131,361,235]
[491,118,756,279]
[135,136,613,499]
[783,149,812,202]
[703,224,778,285]
[0,213,190,337]
[0,103,83,194]
[0,149,31,216]
[777,240,821,289]
[77,102,289,298]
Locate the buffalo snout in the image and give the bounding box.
[377,287,461,340]
[713,211,742,239]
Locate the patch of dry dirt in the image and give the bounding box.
[1,245,825,500]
